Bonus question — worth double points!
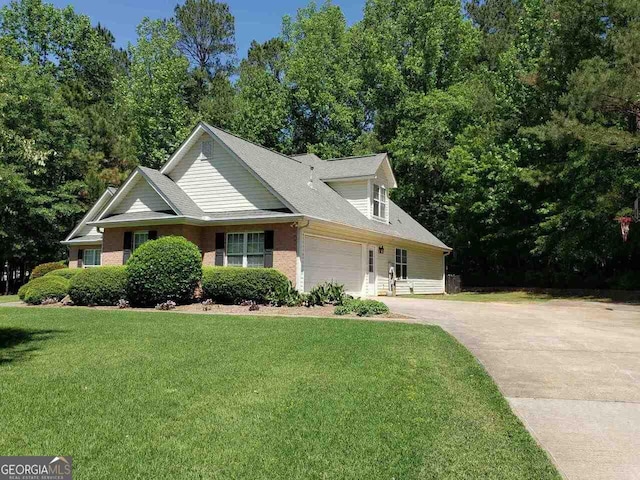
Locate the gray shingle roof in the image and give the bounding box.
[95,211,178,224]
[64,234,103,244]
[203,123,450,250]
[317,154,387,180]
[138,166,204,218]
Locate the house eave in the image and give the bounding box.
[88,214,304,229]
[60,238,102,246]
[305,216,453,253]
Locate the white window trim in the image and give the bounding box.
[225,231,265,268]
[396,248,408,280]
[372,183,388,223]
[133,231,149,251]
[83,248,102,267]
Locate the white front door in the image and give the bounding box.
[368,247,376,295]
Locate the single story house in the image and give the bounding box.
[62,122,451,296]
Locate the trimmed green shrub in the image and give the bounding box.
[31,261,65,279]
[69,266,127,306]
[18,283,31,301]
[334,298,389,317]
[21,276,70,305]
[202,267,289,304]
[45,268,83,280]
[126,236,202,306]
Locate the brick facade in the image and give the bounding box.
[100,222,298,283]
[68,245,101,268]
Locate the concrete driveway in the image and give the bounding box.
[381,297,640,480]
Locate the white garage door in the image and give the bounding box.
[304,235,363,294]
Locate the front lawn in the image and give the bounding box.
[405,289,640,304]
[0,294,19,303]
[0,308,558,479]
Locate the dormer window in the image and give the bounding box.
[201,140,213,159]
[373,184,387,220]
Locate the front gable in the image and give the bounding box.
[100,173,175,220]
[163,130,285,213]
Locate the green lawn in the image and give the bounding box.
[0,294,19,303]
[405,290,640,304]
[0,308,558,479]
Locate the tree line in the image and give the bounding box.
[1,0,638,290]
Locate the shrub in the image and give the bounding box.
[334,298,389,317]
[45,268,82,280]
[267,281,304,307]
[21,276,70,305]
[69,266,127,306]
[305,281,347,306]
[202,267,289,304]
[126,236,202,306]
[31,261,65,279]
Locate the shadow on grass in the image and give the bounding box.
[0,327,61,365]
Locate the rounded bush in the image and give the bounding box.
[202,267,289,304]
[69,266,127,306]
[31,261,65,279]
[21,276,70,305]
[126,236,202,306]
[45,268,83,280]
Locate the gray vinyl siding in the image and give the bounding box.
[327,180,369,217]
[113,177,171,214]
[167,133,284,213]
[375,244,445,294]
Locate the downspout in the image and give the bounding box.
[295,219,310,292]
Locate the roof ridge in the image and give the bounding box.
[202,122,308,168]
[325,153,386,161]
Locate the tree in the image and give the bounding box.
[233,39,291,150]
[116,18,194,169]
[174,0,235,76]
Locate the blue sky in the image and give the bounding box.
[0,0,366,59]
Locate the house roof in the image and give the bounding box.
[137,166,204,218]
[201,123,449,250]
[291,152,390,181]
[79,122,449,251]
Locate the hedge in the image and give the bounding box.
[20,276,70,305]
[126,236,202,306]
[31,261,65,279]
[335,298,389,317]
[69,266,127,306]
[202,267,289,304]
[45,268,82,280]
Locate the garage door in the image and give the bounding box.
[304,235,363,294]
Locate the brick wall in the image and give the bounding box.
[101,223,297,283]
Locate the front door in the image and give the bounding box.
[368,247,376,295]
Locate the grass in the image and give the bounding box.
[0,294,19,303]
[405,289,640,304]
[0,307,559,479]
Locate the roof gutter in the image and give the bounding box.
[87,214,304,229]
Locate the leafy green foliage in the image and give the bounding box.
[335,298,390,317]
[68,266,127,306]
[20,276,70,304]
[45,268,83,280]
[267,281,304,307]
[30,262,65,279]
[126,236,202,306]
[304,281,348,307]
[115,18,194,169]
[202,267,289,304]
